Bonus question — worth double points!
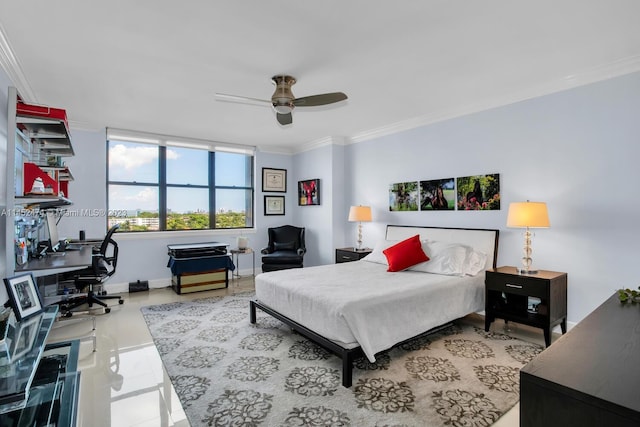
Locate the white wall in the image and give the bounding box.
[292,141,349,266]
[342,71,640,325]
[57,128,108,240]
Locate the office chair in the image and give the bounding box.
[59,224,124,315]
[261,225,306,272]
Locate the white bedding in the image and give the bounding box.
[255,260,484,362]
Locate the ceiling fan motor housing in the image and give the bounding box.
[272,75,296,114]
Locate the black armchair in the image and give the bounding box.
[261,225,306,272]
[59,224,124,316]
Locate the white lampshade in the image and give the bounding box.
[507,202,550,228]
[348,205,372,222]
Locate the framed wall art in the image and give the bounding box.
[389,181,419,211]
[420,178,455,211]
[456,173,501,210]
[264,195,285,215]
[262,168,287,192]
[3,273,43,321]
[298,179,320,206]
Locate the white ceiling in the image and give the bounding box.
[1,1,640,153]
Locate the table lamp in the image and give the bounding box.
[507,201,550,274]
[348,205,372,251]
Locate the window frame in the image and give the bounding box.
[106,129,255,233]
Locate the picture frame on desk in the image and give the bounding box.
[3,273,43,321]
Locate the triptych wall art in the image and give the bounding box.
[389,173,500,211]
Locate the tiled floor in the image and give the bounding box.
[47,277,546,427]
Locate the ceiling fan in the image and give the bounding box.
[215,75,348,126]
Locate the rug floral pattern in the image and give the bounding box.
[141,292,542,426]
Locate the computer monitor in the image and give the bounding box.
[45,211,60,252]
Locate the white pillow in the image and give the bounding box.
[463,248,488,276]
[409,240,468,276]
[361,239,399,265]
[364,238,488,276]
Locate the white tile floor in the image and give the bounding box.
[47,277,547,427]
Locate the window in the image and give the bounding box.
[107,129,254,232]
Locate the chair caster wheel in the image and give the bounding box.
[118,299,124,305]
[105,308,111,314]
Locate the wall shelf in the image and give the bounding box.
[16,101,74,156]
[15,195,73,208]
[5,88,76,277]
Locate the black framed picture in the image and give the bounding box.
[262,168,287,192]
[298,179,320,206]
[264,195,285,215]
[3,273,43,321]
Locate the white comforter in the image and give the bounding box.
[255,260,484,362]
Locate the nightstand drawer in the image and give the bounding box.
[335,248,372,263]
[485,273,547,297]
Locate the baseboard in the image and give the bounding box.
[103,278,172,294]
[99,271,256,295]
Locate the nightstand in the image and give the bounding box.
[485,266,567,346]
[335,247,372,263]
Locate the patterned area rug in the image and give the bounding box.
[141,292,542,426]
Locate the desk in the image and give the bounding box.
[15,246,93,277]
[0,306,81,425]
[230,248,255,279]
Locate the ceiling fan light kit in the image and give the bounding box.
[216,74,347,126]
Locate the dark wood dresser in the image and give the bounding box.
[520,293,640,427]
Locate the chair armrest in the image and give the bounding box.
[297,248,306,256]
[261,247,271,255]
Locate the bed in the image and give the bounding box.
[249,225,499,387]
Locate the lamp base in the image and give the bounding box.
[354,247,370,252]
[517,267,539,275]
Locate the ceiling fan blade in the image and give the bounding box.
[293,92,348,107]
[215,93,271,107]
[276,112,293,125]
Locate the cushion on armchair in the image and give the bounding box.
[274,241,296,251]
[261,225,306,272]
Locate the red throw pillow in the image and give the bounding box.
[382,235,430,272]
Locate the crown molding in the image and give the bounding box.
[295,136,343,154]
[256,145,295,155]
[0,24,37,103]
[348,55,640,145]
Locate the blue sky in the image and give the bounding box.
[108,142,251,213]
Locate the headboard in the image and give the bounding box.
[385,225,499,270]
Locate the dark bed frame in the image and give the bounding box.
[250,299,453,387]
[249,225,499,388]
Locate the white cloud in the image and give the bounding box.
[109,186,158,210]
[130,187,157,203]
[166,149,180,160]
[109,144,159,169]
